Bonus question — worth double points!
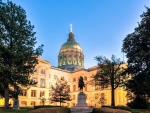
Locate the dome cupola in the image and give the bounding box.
[58,25,84,71]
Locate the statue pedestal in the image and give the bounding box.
[13,99,20,110]
[71,92,93,113]
[74,92,89,109]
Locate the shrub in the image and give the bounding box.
[34,105,60,109]
[92,108,103,113]
[127,96,150,109]
[20,107,34,110]
[92,108,131,113]
[109,106,131,111]
[101,105,110,108]
[29,107,71,113]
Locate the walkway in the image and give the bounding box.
[70,108,93,113]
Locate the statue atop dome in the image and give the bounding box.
[70,24,73,32]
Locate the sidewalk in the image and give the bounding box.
[70,108,93,113]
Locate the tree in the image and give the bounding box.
[92,55,128,106]
[0,1,43,109]
[122,7,150,99]
[50,77,71,106]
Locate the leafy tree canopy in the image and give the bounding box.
[0,0,43,108]
[122,7,150,98]
[50,77,71,106]
[91,55,128,106]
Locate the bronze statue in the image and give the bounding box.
[78,76,85,92]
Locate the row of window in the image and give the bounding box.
[73,85,87,92]
[34,68,45,74]
[32,76,65,88]
[32,78,45,87]
[22,85,105,97]
[73,77,87,82]
[21,90,45,97]
[72,93,105,100]
[21,101,45,106]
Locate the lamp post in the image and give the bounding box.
[39,96,46,106]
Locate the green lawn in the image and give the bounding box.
[131,109,150,113]
[0,107,33,113]
[1,108,150,113]
[0,109,28,113]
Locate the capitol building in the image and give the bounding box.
[0,26,127,107]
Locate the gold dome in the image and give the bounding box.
[60,40,82,52]
[58,27,84,71]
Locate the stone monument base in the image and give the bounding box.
[13,99,20,110]
[71,92,93,112]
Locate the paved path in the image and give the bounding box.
[70,108,93,113]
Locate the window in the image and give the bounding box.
[21,90,27,96]
[31,90,36,97]
[31,101,36,106]
[49,82,51,88]
[21,101,27,106]
[61,76,64,80]
[118,92,121,102]
[67,103,70,107]
[40,79,45,87]
[49,74,51,78]
[33,68,37,73]
[41,69,45,74]
[67,85,70,92]
[73,103,75,107]
[95,93,99,99]
[40,91,45,97]
[101,93,104,99]
[84,77,87,80]
[54,75,57,80]
[73,78,76,82]
[32,78,37,87]
[73,85,76,92]
[73,95,75,100]
[84,84,87,91]
[95,85,100,90]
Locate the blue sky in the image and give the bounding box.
[3,0,150,69]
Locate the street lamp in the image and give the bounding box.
[39,96,46,106]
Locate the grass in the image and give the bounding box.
[0,106,70,113]
[1,107,150,113]
[0,109,28,113]
[131,109,150,113]
[29,107,71,113]
[0,107,34,113]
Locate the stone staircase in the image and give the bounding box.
[70,108,93,113]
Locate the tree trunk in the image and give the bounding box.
[60,95,61,106]
[5,86,9,109]
[111,88,115,106]
[111,70,115,106]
